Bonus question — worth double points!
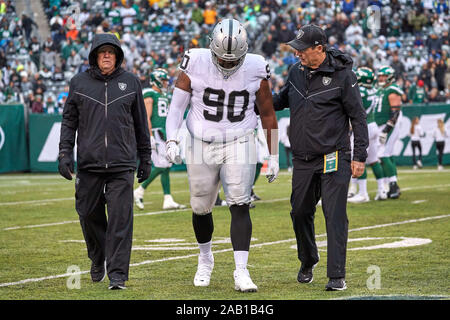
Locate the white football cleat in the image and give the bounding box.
[134,188,145,210]
[347,183,357,198]
[234,268,258,292]
[417,160,423,168]
[347,193,370,203]
[374,189,388,201]
[194,254,214,287]
[163,195,187,210]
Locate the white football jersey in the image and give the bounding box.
[180,48,270,142]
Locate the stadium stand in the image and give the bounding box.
[0,0,449,114]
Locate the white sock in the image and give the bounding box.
[234,251,249,270]
[198,240,212,257]
[376,179,385,193]
[349,179,357,193]
[389,176,397,183]
[357,179,367,195]
[135,185,145,197]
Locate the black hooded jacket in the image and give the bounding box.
[273,48,368,163]
[59,33,151,172]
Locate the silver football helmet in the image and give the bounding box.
[209,19,248,78]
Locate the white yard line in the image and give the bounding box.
[0,190,189,206]
[2,208,191,230]
[3,220,79,231]
[0,213,448,288]
[0,197,74,206]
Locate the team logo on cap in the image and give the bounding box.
[296,30,304,39]
[118,82,127,91]
[322,76,332,86]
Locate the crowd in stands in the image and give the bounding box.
[0,0,449,115]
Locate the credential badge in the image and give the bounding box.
[118,82,127,91]
[322,76,331,86]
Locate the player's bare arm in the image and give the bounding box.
[387,93,402,128]
[388,93,402,110]
[174,71,192,93]
[256,79,278,155]
[144,97,153,134]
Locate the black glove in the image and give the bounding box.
[58,153,74,180]
[137,159,151,183]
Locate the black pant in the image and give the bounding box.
[285,146,292,168]
[436,141,445,165]
[290,153,351,278]
[411,140,422,165]
[75,169,134,282]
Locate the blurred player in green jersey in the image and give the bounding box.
[134,68,186,210]
[373,66,406,199]
[348,67,387,203]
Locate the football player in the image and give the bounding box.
[165,19,279,292]
[374,66,405,199]
[133,68,186,210]
[348,67,387,203]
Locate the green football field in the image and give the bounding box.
[0,167,449,300]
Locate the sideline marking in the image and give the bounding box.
[0,214,448,288]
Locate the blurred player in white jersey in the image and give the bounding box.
[165,19,279,292]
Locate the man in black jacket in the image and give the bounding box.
[273,25,368,291]
[58,33,152,290]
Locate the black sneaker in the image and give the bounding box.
[388,182,401,199]
[297,264,316,283]
[90,260,106,282]
[108,279,126,290]
[215,195,226,206]
[250,189,261,201]
[325,278,347,291]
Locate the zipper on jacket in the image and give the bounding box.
[105,82,108,169]
[304,70,310,96]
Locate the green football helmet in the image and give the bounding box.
[376,65,395,87]
[150,68,169,91]
[356,67,375,88]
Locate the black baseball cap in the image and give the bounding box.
[287,24,327,51]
